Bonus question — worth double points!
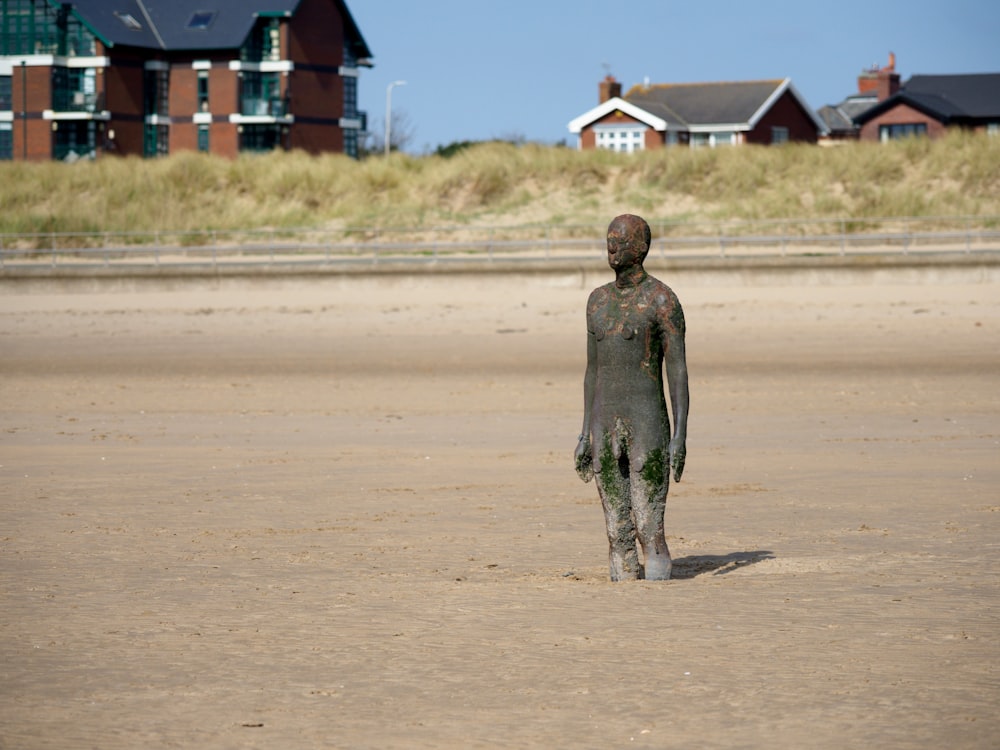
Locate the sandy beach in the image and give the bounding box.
[2,262,998,749]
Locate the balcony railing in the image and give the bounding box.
[240,97,287,117]
[51,90,104,114]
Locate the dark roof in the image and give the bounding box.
[854,73,1000,125]
[838,94,879,120]
[817,105,853,133]
[65,0,371,58]
[624,80,787,125]
[817,93,878,134]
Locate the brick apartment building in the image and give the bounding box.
[0,0,373,161]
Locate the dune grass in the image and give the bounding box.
[1,130,997,239]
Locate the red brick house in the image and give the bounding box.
[819,54,1000,143]
[568,75,823,151]
[0,0,372,161]
[854,72,1000,142]
[817,54,900,143]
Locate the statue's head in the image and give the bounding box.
[606,214,651,270]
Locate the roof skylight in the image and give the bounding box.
[187,11,217,30]
[114,12,142,31]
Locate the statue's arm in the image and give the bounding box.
[664,301,689,482]
[575,321,597,482]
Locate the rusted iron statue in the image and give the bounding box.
[574,214,689,581]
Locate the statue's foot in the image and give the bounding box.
[642,557,672,581]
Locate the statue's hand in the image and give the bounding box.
[669,438,686,482]
[574,436,594,483]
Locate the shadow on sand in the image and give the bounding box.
[670,550,774,579]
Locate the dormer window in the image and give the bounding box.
[187,11,217,30]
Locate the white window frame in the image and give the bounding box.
[593,124,646,153]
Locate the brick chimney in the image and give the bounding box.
[599,75,622,103]
[857,52,900,101]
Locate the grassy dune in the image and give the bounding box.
[1,131,998,237]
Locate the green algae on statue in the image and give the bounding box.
[574,214,690,581]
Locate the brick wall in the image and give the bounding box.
[10,64,52,160]
[858,103,948,141]
[287,0,345,152]
[747,90,819,144]
[104,52,146,156]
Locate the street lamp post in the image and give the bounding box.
[384,80,406,156]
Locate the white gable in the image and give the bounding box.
[567,97,668,134]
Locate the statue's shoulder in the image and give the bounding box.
[643,274,680,305]
[587,283,614,308]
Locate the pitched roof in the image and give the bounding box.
[567,97,673,133]
[568,77,824,134]
[625,79,788,127]
[65,0,371,59]
[854,73,1000,125]
[817,93,878,134]
[817,105,853,133]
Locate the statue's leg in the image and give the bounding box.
[632,450,672,581]
[595,450,641,581]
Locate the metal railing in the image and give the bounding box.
[2,216,998,272]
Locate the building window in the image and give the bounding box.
[879,122,927,142]
[771,126,789,144]
[144,68,169,117]
[114,12,142,31]
[594,126,645,153]
[197,124,209,152]
[197,70,209,112]
[240,71,283,116]
[0,122,12,160]
[143,123,168,157]
[51,66,98,112]
[187,11,216,30]
[239,124,283,152]
[344,129,358,159]
[53,120,96,160]
[343,75,357,119]
[242,18,281,62]
[692,131,735,148]
[1,0,96,56]
[0,74,11,110]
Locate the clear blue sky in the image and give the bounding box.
[350,0,1000,154]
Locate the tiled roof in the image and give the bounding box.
[854,73,1000,124]
[817,105,853,132]
[903,73,1000,118]
[67,0,371,58]
[838,94,878,120]
[624,80,786,125]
